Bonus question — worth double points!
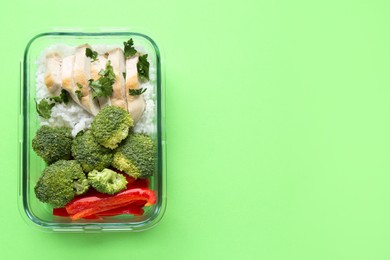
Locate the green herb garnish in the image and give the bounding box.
[123,72,126,79]
[137,54,149,81]
[88,61,115,99]
[86,48,98,62]
[89,78,114,98]
[75,90,82,100]
[49,89,69,104]
[129,88,147,96]
[36,89,69,118]
[36,99,55,119]
[124,38,137,58]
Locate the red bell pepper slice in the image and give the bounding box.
[54,201,145,218]
[126,177,150,189]
[53,177,153,219]
[97,201,146,216]
[53,207,70,217]
[82,215,103,220]
[66,188,156,220]
[53,208,102,220]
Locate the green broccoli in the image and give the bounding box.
[32,125,73,164]
[88,168,128,194]
[91,106,133,149]
[34,160,89,208]
[71,130,113,173]
[112,133,156,178]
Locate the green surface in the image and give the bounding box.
[1,0,390,259]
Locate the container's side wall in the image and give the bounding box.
[25,35,56,225]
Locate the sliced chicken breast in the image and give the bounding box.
[44,52,62,95]
[90,55,111,109]
[73,44,100,115]
[108,48,127,110]
[125,55,146,123]
[61,55,84,107]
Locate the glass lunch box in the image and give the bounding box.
[18,28,166,232]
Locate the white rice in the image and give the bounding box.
[36,44,156,137]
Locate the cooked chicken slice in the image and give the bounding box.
[61,55,84,107]
[44,52,62,95]
[108,48,127,110]
[73,44,100,115]
[125,55,146,123]
[90,55,111,109]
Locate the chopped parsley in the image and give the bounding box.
[36,90,69,118]
[35,99,55,119]
[137,54,149,81]
[88,61,115,99]
[86,48,98,62]
[129,88,147,96]
[124,38,137,58]
[49,89,69,104]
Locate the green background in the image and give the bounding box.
[1,0,390,259]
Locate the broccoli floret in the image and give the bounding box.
[112,133,156,178]
[32,125,73,164]
[91,106,133,149]
[34,160,89,208]
[71,130,113,173]
[88,169,128,194]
